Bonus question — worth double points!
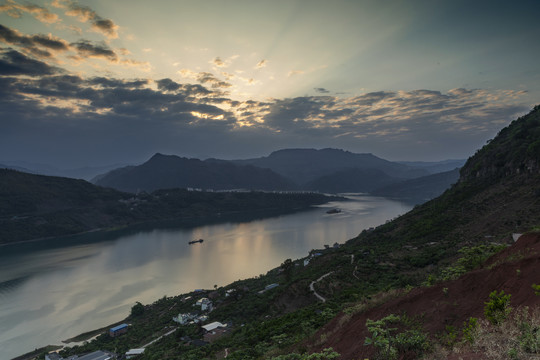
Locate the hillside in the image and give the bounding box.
[371,168,460,204]
[94,153,297,193]
[40,106,540,360]
[0,169,337,245]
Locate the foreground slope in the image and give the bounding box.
[309,232,540,359]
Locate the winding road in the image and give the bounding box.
[309,272,333,302]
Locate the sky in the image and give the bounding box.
[1,0,539,168]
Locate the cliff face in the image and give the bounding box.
[460,105,540,182]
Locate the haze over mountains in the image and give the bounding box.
[93,148,464,202]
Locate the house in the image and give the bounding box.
[258,283,279,294]
[202,321,226,332]
[126,348,145,359]
[109,323,128,337]
[173,313,197,325]
[195,297,213,311]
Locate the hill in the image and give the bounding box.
[371,168,460,204]
[94,153,297,193]
[45,106,540,360]
[232,148,428,185]
[0,169,337,245]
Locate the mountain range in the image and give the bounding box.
[93,149,464,202]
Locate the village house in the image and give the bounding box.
[109,323,128,337]
[195,297,213,311]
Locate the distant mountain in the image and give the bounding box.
[94,149,463,198]
[0,160,127,180]
[371,168,460,204]
[94,153,296,193]
[397,159,466,174]
[232,148,428,185]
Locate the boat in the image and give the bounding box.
[189,239,204,244]
[326,208,341,214]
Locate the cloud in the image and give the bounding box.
[0,24,70,59]
[212,57,226,67]
[314,87,329,94]
[70,40,117,61]
[209,55,239,69]
[179,69,232,89]
[0,48,62,76]
[255,59,267,69]
[0,0,60,24]
[55,0,119,38]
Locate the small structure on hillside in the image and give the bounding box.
[109,323,128,337]
[202,321,227,332]
[126,348,145,359]
[195,297,213,311]
[258,283,279,294]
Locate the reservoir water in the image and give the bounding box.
[0,195,411,359]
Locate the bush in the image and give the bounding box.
[484,290,512,325]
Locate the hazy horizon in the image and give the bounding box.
[1,0,539,168]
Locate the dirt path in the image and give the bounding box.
[309,272,333,302]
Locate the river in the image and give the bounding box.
[0,195,411,359]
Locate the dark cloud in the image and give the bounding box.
[92,18,118,38]
[196,72,232,88]
[71,40,117,61]
[0,48,61,76]
[89,77,149,89]
[314,87,329,93]
[0,24,70,59]
[156,78,181,92]
[61,2,119,38]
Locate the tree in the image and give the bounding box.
[131,301,145,317]
[281,258,294,281]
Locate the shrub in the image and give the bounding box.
[461,317,479,344]
[364,314,430,360]
[484,290,512,325]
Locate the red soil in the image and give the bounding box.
[309,233,540,360]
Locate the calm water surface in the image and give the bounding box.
[0,195,411,358]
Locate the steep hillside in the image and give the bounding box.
[94,153,296,193]
[372,168,460,204]
[232,148,428,185]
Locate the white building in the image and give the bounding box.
[202,321,226,332]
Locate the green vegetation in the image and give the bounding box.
[364,314,430,360]
[461,317,479,344]
[484,290,512,325]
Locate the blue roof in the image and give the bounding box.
[110,323,128,332]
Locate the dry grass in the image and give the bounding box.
[426,306,540,360]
